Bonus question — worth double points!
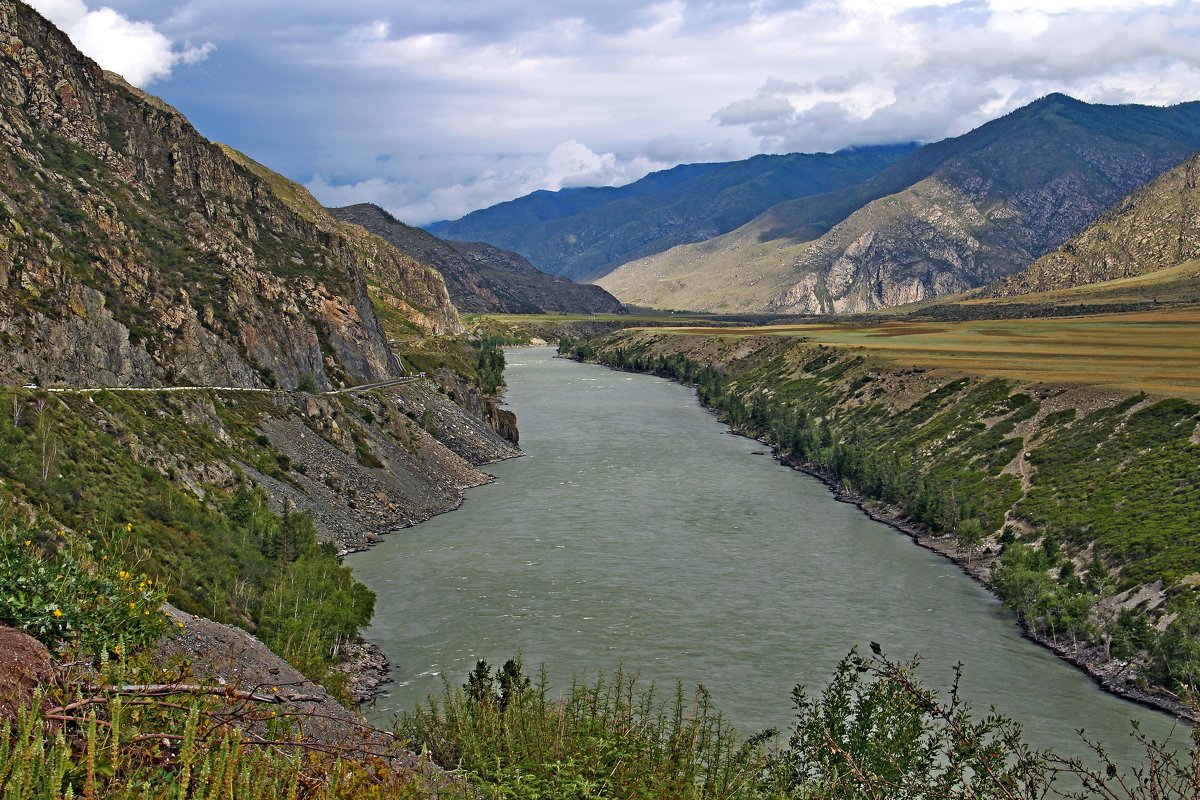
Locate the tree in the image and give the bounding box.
[956,518,985,564]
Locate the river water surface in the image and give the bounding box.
[349,346,1180,766]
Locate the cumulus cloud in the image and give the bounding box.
[307,141,672,224]
[27,0,212,86]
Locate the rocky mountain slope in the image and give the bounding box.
[330,203,623,314]
[426,145,917,282]
[601,95,1200,314]
[0,0,459,391]
[988,150,1200,296]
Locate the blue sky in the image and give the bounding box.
[27,0,1200,225]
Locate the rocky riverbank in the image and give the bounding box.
[771,448,1197,723]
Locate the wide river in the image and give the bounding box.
[350,346,1181,766]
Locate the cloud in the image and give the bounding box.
[27,0,212,86]
[78,0,1200,223]
[307,141,673,225]
[708,0,1200,153]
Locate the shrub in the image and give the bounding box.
[0,525,167,658]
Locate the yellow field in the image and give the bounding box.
[652,306,1200,399]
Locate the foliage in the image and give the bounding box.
[401,658,768,799]
[401,651,1200,799]
[0,656,432,799]
[0,524,167,658]
[473,336,507,395]
[763,645,1052,799]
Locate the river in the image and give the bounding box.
[349,346,1181,767]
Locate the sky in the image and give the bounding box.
[25,0,1200,225]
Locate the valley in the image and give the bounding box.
[2,0,1200,796]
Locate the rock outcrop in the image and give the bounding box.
[0,1,459,390]
[988,151,1200,296]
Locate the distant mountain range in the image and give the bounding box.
[439,94,1200,315]
[425,145,918,282]
[330,204,623,315]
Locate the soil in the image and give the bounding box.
[0,626,54,720]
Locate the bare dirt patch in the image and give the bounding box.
[0,626,54,720]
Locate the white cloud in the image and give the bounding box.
[27,0,212,86]
[84,0,1200,223]
[307,141,671,225]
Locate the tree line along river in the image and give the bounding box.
[348,346,1181,767]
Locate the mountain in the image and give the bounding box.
[987,150,1200,297]
[601,94,1200,314]
[0,0,459,390]
[425,145,919,282]
[329,203,624,314]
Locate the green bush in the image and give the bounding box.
[0,525,167,657]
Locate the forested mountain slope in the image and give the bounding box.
[988,150,1200,296]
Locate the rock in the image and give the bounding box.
[0,625,54,720]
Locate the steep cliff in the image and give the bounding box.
[0,0,459,391]
[988,151,1200,296]
[330,203,624,314]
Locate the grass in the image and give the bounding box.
[647,306,1200,399]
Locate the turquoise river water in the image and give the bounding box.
[349,346,1182,768]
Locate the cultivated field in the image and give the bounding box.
[654,305,1200,399]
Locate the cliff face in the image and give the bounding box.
[329,203,624,314]
[988,151,1200,296]
[0,1,459,390]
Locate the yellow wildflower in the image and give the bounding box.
[52,609,63,618]
[125,522,132,533]
[128,602,137,610]
[118,570,129,580]
[23,540,30,546]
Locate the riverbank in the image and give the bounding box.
[772,447,1197,723]
[559,331,1200,725]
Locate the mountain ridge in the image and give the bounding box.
[599,93,1200,313]
[426,144,919,282]
[330,203,624,314]
[987,149,1200,297]
[0,0,458,390]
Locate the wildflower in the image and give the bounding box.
[113,645,121,654]
[125,522,132,533]
[53,609,63,618]
[119,570,129,580]
[23,540,30,546]
[177,622,184,629]
[128,602,137,610]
